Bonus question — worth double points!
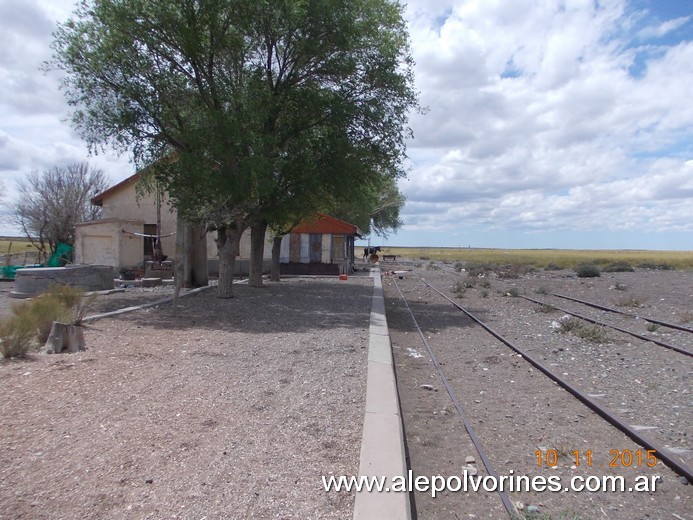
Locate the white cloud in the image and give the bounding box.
[399,0,693,245]
[0,0,690,246]
[637,15,691,39]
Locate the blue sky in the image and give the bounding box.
[1,0,692,251]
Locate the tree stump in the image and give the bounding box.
[44,322,86,354]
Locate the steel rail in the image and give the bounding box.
[411,276,693,483]
[393,280,517,518]
[521,295,693,357]
[552,292,693,334]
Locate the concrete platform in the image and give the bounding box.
[353,269,411,520]
[11,265,115,298]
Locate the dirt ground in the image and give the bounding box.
[383,263,691,519]
[0,275,373,519]
[1,264,691,519]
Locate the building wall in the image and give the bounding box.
[279,233,347,264]
[82,177,280,275]
[75,218,144,270]
[99,184,178,260]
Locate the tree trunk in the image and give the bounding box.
[270,235,282,282]
[217,226,244,298]
[173,218,186,312]
[249,220,267,288]
[190,223,208,287]
[44,322,86,354]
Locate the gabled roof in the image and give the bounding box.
[92,171,142,206]
[291,213,362,236]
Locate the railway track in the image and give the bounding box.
[382,263,692,519]
[520,295,692,357]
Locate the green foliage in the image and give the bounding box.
[50,0,419,296]
[535,303,557,314]
[645,322,659,332]
[574,264,600,278]
[452,280,466,297]
[554,316,609,343]
[554,316,583,333]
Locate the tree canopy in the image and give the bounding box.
[13,162,108,260]
[50,0,417,296]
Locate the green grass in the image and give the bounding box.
[0,238,38,255]
[379,247,693,270]
[0,238,41,267]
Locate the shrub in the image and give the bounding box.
[602,261,634,272]
[465,261,496,277]
[452,281,466,297]
[636,262,673,271]
[574,264,600,278]
[575,325,609,343]
[554,316,583,333]
[544,263,562,271]
[553,315,609,343]
[0,307,39,358]
[1,285,91,358]
[614,295,645,308]
[495,263,534,279]
[504,288,520,297]
[535,303,557,314]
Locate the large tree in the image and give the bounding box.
[13,162,108,262]
[50,0,417,297]
[332,175,406,238]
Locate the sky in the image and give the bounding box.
[0,0,692,250]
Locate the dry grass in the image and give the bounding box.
[379,247,693,270]
[0,238,41,266]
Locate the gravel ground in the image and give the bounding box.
[0,275,373,519]
[383,262,692,520]
[2,263,691,519]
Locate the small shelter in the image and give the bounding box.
[279,214,362,275]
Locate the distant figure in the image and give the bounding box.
[363,246,382,260]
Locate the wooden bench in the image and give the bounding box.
[382,255,396,262]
